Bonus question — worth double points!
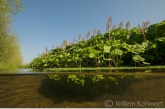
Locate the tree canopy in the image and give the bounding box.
[0,0,23,69]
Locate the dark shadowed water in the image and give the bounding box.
[0,68,165,108]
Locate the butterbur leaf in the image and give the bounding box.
[59,55,63,58]
[89,53,95,58]
[156,37,165,42]
[122,43,131,51]
[142,40,156,50]
[130,44,145,54]
[133,55,145,62]
[44,64,48,66]
[96,43,104,50]
[106,40,112,45]
[112,40,121,47]
[67,59,71,62]
[110,49,123,56]
[88,47,100,55]
[42,58,47,62]
[142,40,149,48]
[48,57,54,61]
[127,35,130,39]
[103,45,111,53]
[151,44,156,48]
[55,59,59,63]
[75,57,80,61]
[66,53,70,57]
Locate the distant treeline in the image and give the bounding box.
[29,16,165,69]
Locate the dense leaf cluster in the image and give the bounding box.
[29,19,165,69]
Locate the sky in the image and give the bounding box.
[11,0,165,64]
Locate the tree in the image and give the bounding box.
[0,0,24,69]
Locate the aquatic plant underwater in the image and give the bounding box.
[47,74,144,97]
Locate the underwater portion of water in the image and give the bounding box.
[0,69,165,108]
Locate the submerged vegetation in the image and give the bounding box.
[29,16,165,69]
[0,0,24,69]
[47,74,144,97]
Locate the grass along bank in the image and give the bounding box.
[44,65,165,72]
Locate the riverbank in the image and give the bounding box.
[44,66,165,72]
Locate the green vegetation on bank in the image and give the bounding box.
[45,66,165,72]
[0,0,24,69]
[29,16,165,69]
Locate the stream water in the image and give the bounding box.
[0,68,165,108]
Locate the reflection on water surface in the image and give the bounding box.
[0,69,165,108]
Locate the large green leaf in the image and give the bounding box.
[55,59,59,63]
[106,40,112,46]
[130,44,145,54]
[75,57,81,61]
[42,58,47,63]
[59,54,63,58]
[67,59,72,62]
[112,40,121,47]
[122,42,131,51]
[103,45,111,53]
[66,53,71,57]
[89,53,95,58]
[133,55,145,62]
[96,43,104,50]
[88,47,100,55]
[142,40,156,50]
[44,63,48,66]
[48,58,54,62]
[110,48,123,56]
[156,37,165,43]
